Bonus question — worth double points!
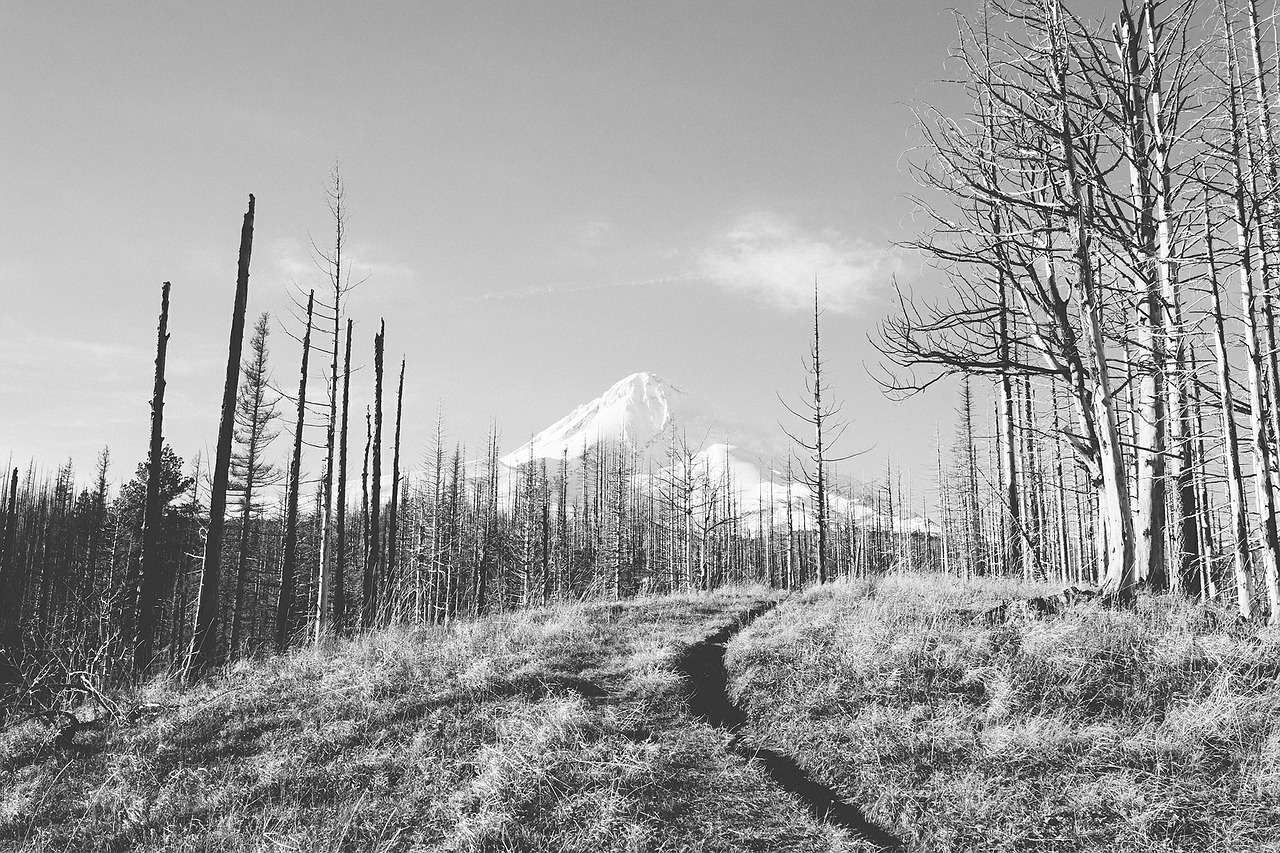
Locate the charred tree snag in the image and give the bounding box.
[385,357,405,616]
[276,291,313,652]
[332,319,353,634]
[186,194,254,680]
[363,321,384,628]
[133,282,171,678]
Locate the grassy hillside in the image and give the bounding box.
[728,575,1280,852]
[8,575,1279,852]
[2,586,861,853]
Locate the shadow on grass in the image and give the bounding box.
[675,603,906,852]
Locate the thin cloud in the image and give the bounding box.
[700,213,901,313]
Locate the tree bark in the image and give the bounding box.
[363,321,384,627]
[1206,194,1253,618]
[1227,23,1280,621]
[276,291,313,651]
[187,194,254,679]
[134,281,171,676]
[385,358,405,616]
[332,319,353,634]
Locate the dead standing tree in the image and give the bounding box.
[276,291,313,651]
[385,357,405,617]
[332,319,354,633]
[362,321,384,628]
[313,167,365,642]
[133,282,171,677]
[782,280,856,584]
[186,194,254,680]
[877,0,1152,600]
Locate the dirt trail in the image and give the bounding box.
[674,603,905,852]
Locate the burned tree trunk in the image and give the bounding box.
[134,282,171,677]
[363,322,384,628]
[276,291,313,652]
[186,194,254,679]
[385,357,405,616]
[1207,193,1253,619]
[332,319,353,634]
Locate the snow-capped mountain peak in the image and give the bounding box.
[502,372,693,466]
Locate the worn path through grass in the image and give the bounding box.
[675,602,904,851]
[2,586,869,852]
[728,574,1280,852]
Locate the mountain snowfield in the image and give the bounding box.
[497,372,936,534]
[501,372,781,467]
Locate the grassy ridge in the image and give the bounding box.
[2,586,857,853]
[728,574,1280,852]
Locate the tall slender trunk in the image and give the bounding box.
[1244,0,1280,500]
[1117,5,1166,591]
[1228,23,1280,621]
[1207,192,1253,618]
[1141,0,1197,593]
[332,320,353,634]
[1048,0,1136,599]
[134,282,171,676]
[998,310,1021,575]
[360,408,371,618]
[315,175,346,643]
[811,282,829,583]
[1187,344,1218,598]
[385,358,404,617]
[187,195,254,679]
[363,322,384,627]
[276,291,313,651]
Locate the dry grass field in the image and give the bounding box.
[1,586,861,853]
[6,575,1280,852]
[729,575,1280,852]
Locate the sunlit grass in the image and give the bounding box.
[729,573,1280,852]
[2,586,853,853]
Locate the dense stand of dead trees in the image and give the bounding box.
[0,179,949,696]
[880,0,1280,621]
[0,423,943,692]
[27,0,1280,700]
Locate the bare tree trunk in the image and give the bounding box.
[1116,5,1167,592]
[1244,0,1280,501]
[1208,204,1252,617]
[134,282,171,676]
[187,195,254,679]
[332,319,353,634]
[276,291,313,652]
[385,358,404,618]
[363,322,384,628]
[1187,344,1218,599]
[998,281,1021,576]
[360,406,371,620]
[1047,0,1136,600]
[812,285,829,584]
[1227,25,1280,621]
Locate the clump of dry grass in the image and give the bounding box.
[729,573,1280,852]
[0,585,849,853]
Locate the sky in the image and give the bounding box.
[2,1,985,490]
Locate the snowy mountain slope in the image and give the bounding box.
[497,373,937,535]
[501,372,785,467]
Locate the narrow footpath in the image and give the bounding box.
[674,603,905,851]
